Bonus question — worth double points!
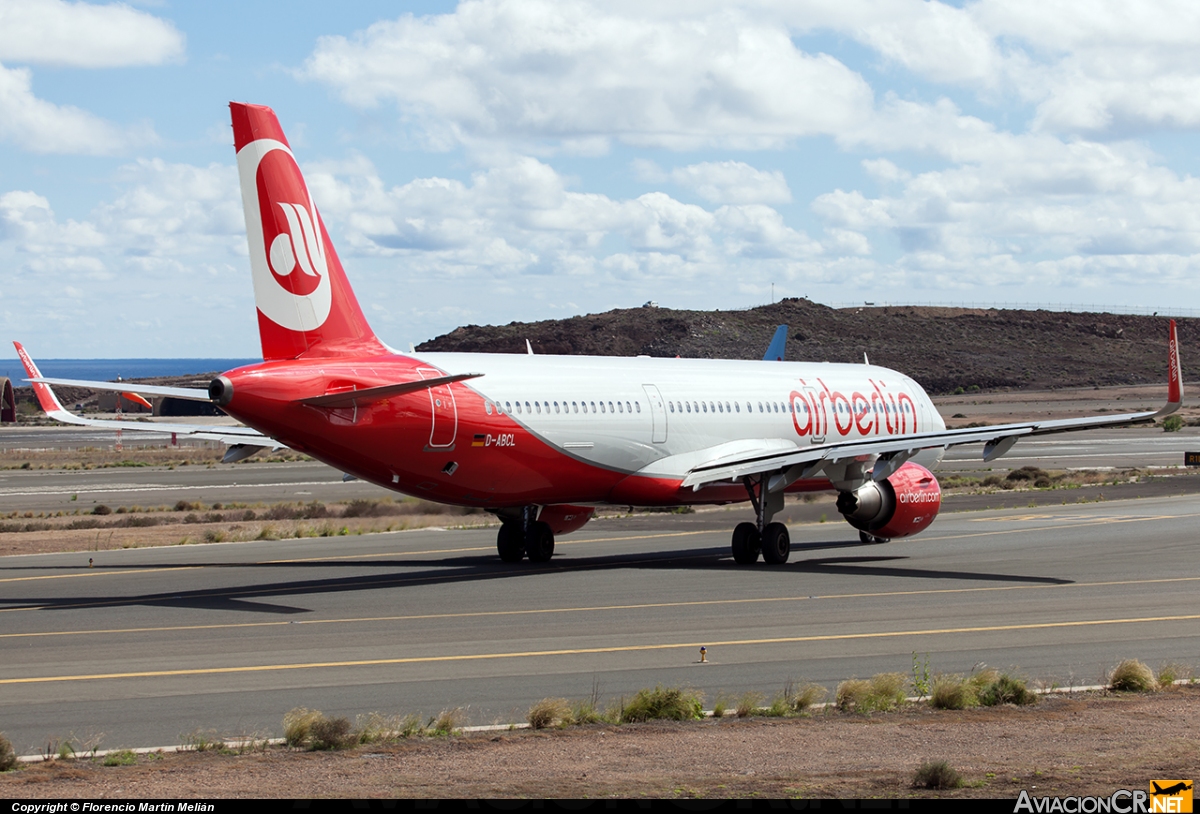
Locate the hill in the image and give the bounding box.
[417,300,1191,394]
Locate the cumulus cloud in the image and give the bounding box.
[0,62,153,154]
[304,153,822,280]
[0,0,185,67]
[301,0,874,150]
[668,161,792,204]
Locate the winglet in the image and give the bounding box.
[1155,319,1183,417]
[763,325,787,361]
[13,341,68,416]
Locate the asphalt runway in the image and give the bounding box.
[1,496,1197,753]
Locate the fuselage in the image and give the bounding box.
[218,350,946,509]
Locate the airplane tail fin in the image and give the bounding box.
[230,102,385,361]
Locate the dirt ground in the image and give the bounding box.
[2,688,1196,799]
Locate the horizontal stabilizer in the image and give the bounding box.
[27,377,212,401]
[298,372,483,408]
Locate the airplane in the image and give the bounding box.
[14,102,1185,566]
[1151,782,1192,796]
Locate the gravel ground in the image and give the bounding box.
[3,687,1197,799]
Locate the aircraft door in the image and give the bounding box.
[801,386,826,444]
[419,368,458,449]
[642,384,668,444]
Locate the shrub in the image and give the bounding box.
[308,716,353,750]
[282,708,323,747]
[837,673,907,713]
[620,685,704,723]
[929,675,978,710]
[1162,415,1185,432]
[429,708,466,735]
[776,680,827,714]
[1006,466,1049,483]
[978,673,1037,706]
[912,760,963,790]
[1110,659,1157,692]
[0,732,15,771]
[527,698,572,730]
[102,749,137,766]
[735,691,763,718]
[91,504,112,516]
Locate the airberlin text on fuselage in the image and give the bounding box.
[790,377,917,439]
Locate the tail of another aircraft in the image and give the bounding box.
[230,102,385,361]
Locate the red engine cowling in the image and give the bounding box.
[835,462,941,539]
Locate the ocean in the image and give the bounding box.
[0,358,260,383]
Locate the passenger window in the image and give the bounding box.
[608,401,614,413]
[582,402,588,414]
[735,402,740,413]
[485,401,493,415]
[627,401,632,413]
[536,402,542,414]
[600,401,606,413]
[636,402,641,412]
[554,401,559,413]
[757,402,763,412]
[591,401,597,413]
[572,401,578,413]
[668,402,674,413]
[506,401,512,413]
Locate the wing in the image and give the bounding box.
[12,342,278,450]
[683,319,1183,490]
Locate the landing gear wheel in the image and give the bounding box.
[525,520,555,563]
[761,522,791,565]
[731,522,761,564]
[859,530,889,545]
[497,523,525,562]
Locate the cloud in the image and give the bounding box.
[301,0,874,150]
[669,161,792,204]
[304,153,821,281]
[0,0,185,67]
[0,62,153,154]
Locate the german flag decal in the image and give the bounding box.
[472,434,486,447]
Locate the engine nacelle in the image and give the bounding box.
[835,462,941,539]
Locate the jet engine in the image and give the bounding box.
[835,461,941,540]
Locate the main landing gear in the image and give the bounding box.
[496,506,555,563]
[731,475,791,565]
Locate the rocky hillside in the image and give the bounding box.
[417,300,1192,395]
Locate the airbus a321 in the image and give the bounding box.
[15,102,1185,566]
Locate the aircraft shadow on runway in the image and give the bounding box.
[0,538,1072,615]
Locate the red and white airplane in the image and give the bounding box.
[15,103,1185,565]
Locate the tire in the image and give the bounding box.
[497,523,525,562]
[859,530,889,545]
[525,520,555,563]
[731,522,761,565]
[761,522,790,565]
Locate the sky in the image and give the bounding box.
[4,0,1200,358]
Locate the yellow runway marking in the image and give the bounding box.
[0,567,201,584]
[3,575,1198,640]
[4,612,1199,686]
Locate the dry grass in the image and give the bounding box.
[912,760,963,790]
[0,497,496,556]
[836,672,908,713]
[527,698,573,730]
[1109,659,1158,693]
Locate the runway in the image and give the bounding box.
[1,495,1197,753]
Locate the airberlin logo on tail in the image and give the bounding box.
[269,202,328,282]
[236,138,332,332]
